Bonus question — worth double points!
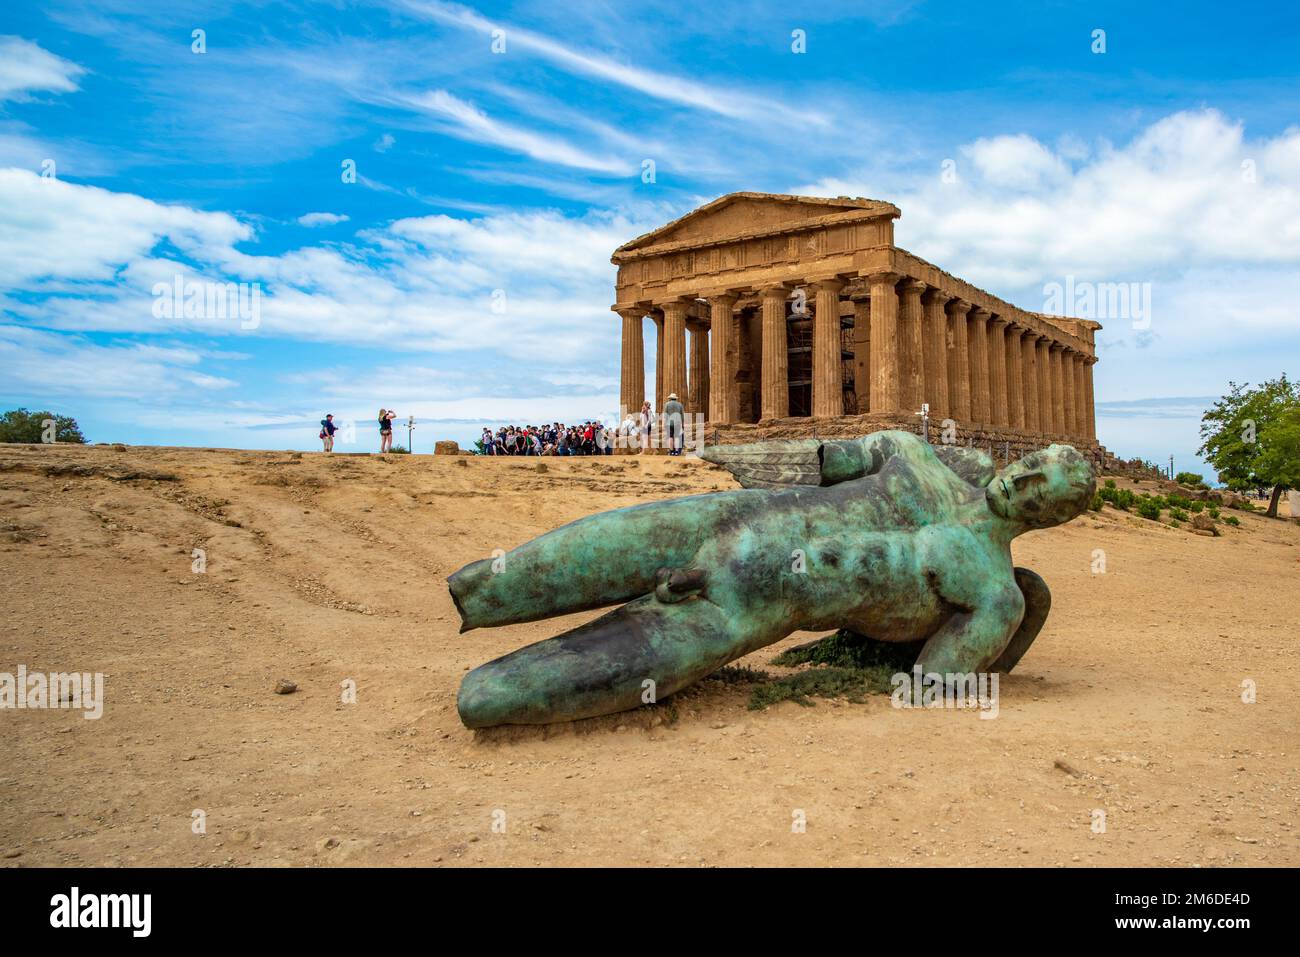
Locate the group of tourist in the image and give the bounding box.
[480,421,615,456]
[479,394,689,457]
[316,393,691,456]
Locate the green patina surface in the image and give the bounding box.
[447,430,1094,728]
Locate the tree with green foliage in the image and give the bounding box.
[0,408,87,444]
[1198,376,1298,518]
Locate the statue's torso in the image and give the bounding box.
[699,455,1017,644]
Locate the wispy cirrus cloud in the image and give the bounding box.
[404,89,632,174]
[395,0,822,126]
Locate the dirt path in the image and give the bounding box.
[2,442,1297,867]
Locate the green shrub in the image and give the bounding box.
[1104,479,1117,490]
[1136,500,1162,520]
[1189,501,1205,513]
[1089,493,1104,512]
[1168,519,1180,527]
[1224,515,1241,527]
[1208,506,1220,519]
[1175,471,1204,487]
[1169,507,1189,522]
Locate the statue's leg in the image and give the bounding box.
[989,568,1051,673]
[457,592,761,728]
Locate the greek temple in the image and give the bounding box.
[611,192,1100,451]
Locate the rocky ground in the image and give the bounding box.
[1,441,1297,867]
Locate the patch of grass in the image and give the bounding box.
[750,630,919,710]
[1224,514,1241,527]
[771,629,922,671]
[708,664,771,685]
[747,665,896,710]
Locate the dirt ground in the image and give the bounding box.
[1,441,1297,867]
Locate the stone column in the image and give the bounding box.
[1005,323,1024,431]
[687,319,709,419]
[866,272,901,414]
[1084,356,1097,441]
[852,296,870,412]
[812,279,845,417]
[617,308,645,419]
[1048,342,1065,435]
[988,316,1009,427]
[946,299,972,422]
[922,289,949,419]
[1062,348,1078,440]
[652,312,664,410]
[1020,331,1038,434]
[707,294,738,425]
[1035,336,1052,437]
[660,299,689,413]
[967,307,991,424]
[760,285,790,420]
[898,279,927,413]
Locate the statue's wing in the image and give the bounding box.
[932,445,997,488]
[700,431,922,489]
[698,439,824,489]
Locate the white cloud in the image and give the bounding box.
[297,212,350,227]
[0,326,238,400]
[795,109,1300,291]
[406,89,630,173]
[0,168,249,288]
[0,166,650,361]
[0,37,85,102]
[373,132,396,152]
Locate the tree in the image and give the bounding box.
[0,408,87,445]
[1198,376,1298,518]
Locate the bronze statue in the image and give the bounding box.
[448,430,1095,728]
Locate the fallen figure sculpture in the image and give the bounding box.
[447,430,1095,728]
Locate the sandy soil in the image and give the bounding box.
[2,442,1297,867]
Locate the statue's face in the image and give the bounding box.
[987,445,1095,530]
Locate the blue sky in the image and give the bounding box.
[1,0,1298,477]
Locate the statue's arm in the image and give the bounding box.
[915,581,1025,674]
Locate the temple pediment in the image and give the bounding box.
[613,192,899,258]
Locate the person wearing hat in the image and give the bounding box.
[663,392,685,456]
[319,414,337,452]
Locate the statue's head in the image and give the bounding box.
[987,445,1095,531]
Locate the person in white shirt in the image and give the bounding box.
[638,400,654,452]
